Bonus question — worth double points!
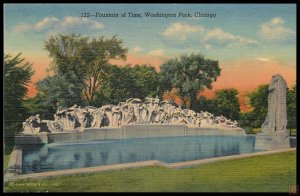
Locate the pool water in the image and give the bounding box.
[22,135,262,174]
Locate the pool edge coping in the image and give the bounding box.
[4,147,296,182]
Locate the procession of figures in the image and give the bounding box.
[22,97,238,134]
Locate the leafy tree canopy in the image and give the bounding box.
[245,84,269,128]
[94,64,159,106]
[287,84,296,129]
[4,53,34,145]
[159,53,221,109]
[44,34,128,105]
[194,96,215,114]
[213,89,240,120]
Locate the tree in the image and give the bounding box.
[239,83,296,132]
[163,88,182,104]
[194,96,215,114]
[130,64,159,99]
[94,64,159,106]
[94,65,137,105]
[213,89,240,120]
[23,71,85,119]
[287,84,296,130]
[4,53,34,149]
[246,84,269,128]
[44,34,128,105]
[22,93,56,120]
[238,112,255,133]
[159,53,221,109]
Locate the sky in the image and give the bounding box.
[4,4,297,111]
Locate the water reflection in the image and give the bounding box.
[22,135,261,174]
[100,152,109,164]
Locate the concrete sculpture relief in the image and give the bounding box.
[22,115,42,134]
[22,97,240,134]
[255,74,290,150]
[261,74,288,133]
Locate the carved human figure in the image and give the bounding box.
[55,108,67,130]
[163,103,173,123]
[178,111,187,125]
[112,106,121,127]
[154,108,166,124]
[261,74,288,133]
[181,109,191,126]
[130,99,143,123]
[126,104,135,124]
[188,110,197,127]
[169,111,177,124]
[208,113,214,125]
[65,109,76,129]
[218,117,224,126]
[89,109,104,128]
[22,97,243,132]
[154,96,160,105]
[72,106,90,128]
[171,107,182,124]
[22,115,41,134]
[120,105,129,126]
[233,120,237,128]
[195,113,202,127]
[100,105,114,127]
[200,111,211,127]
[140,104,148,123]
[54,107,76,130]
[42,120,62,132]
[214,116,222,126]
[147,99,159,123]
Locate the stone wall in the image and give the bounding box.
[15,125,245,144]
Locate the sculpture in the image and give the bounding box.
[112,106,121,127]
[88,107,104,128]
[22,114,57,133]
[22,97,240,134]
[261,74,288,133]
[22,115,41,134]
[255,74,290,150]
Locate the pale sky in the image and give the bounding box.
[4,4,297,110]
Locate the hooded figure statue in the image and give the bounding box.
[261,74,288,133]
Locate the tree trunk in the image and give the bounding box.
[178,94,187,109]
[190,92,197,110]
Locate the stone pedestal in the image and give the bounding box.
[15,133,48,145]
[255,131,290,150]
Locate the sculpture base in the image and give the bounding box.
[255,131,290,150]
[15,133,48,145]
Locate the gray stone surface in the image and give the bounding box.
[16,124,246,144]
[5,146,22,182]
[15,133,48,145]
[255,74,290,150]
[261,74,288,133]
[47,128,123,143]
[255,132,290,150]
[124,124,186,139]
[186,127,246,136]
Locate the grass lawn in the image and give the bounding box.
[250,128,296,136]
[4,154,11,172]
[289,129,297,136]
[4,151,296,192]
[252,128,261,134]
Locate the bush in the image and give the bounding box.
[244,127,254,134]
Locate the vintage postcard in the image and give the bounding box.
[3,3,297,193]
